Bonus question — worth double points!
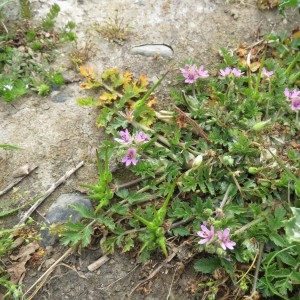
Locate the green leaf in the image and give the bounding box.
[220,257,235,275]
[0,144,23,150]
[194,257,220,274]
[61,222,86,246]
[96,215,115,231]
[115,188,129,199]
[96,107,114,127]
[71,204,95,219]
[127,192,153,204]
[171,227,190,237]
[76,96,95,106]
[283,207,300,243]
[110,203,129,216]
[290,270,300,283]
[269,232,287,247]
[206,181,215,196]
[277,252,298,267]
[81,225,92,247]
[180,174,197,192]
[274,278,292,296]
[122,235,135,252]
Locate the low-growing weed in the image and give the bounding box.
[0,3,76,101]
[93,10,132,45]
[65,29,300,298]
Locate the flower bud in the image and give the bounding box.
[192,155,203,168]
[203,208,213,216]
[251,119,271,131]
[216,248,225,256]
[222,155,234,166]
[248,167,260,174]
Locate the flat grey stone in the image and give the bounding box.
[130,44,173,58]
[40,193,92,247]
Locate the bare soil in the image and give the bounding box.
[0,0,299,299]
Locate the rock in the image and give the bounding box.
[130,44,174,58]
[40,193,92,247]
[51,91,70,103]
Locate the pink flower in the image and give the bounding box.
[180,64,200,84]
[114,129,133,144]
[284,88,300,100]
[135,131,149,143]
[197,65,209,78]
[121,148,138,166]
[219,67,232,77]
[231,68,243,77]
[291,98,300,111]
[217,228,236,250]
[197,223,215,244]
[262,67,274,77]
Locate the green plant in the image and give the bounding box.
[0,4,76,102]
[55,29,300,299]
[41,4,60,31]
[0,228,24,299]
[19,0,31,19]
[93,10,131,44]
[279,0,300,13]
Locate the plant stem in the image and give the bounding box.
[251,241,264,294]
[254,50,266,98]
[192,83,196,98]
[233,216,265,235]
[219,183,232,210]
[284,51,300,76]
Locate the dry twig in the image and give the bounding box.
[17,161,84,226]
[23,247,74,300]
[0,164,38,197]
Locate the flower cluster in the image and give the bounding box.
[197,222,236,251]
[284,88,300,111]
[219,67,244,77]
[114,129,149,166]
[180,64,209,84]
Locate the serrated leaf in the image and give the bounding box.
[171,227,190,237]
[76,96,96,106]
[71,203,95,219]
[101,68,119,81]
[127,192,152,204]
[122,235,135,253]
[81,225,92,247]
[79,65,95,78]
[115,189,129,199]
[206,181,215,196]
[110,203,129,216]
[277,252,297,266]
[139,109,156,127]
[101,236,116,254]
[98,91,118,106]
[96,215,115,231]
[272,268,291,278]
[283,207,300,243]
[269,232,287,247]
[96,107,114,127]
[194,257,220,274]
[137,74,148,88]
[60,222,86,246]
[290,270,300,283]
[199,181,207,193]
[181,175,197,192]
[274,278,292,296]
